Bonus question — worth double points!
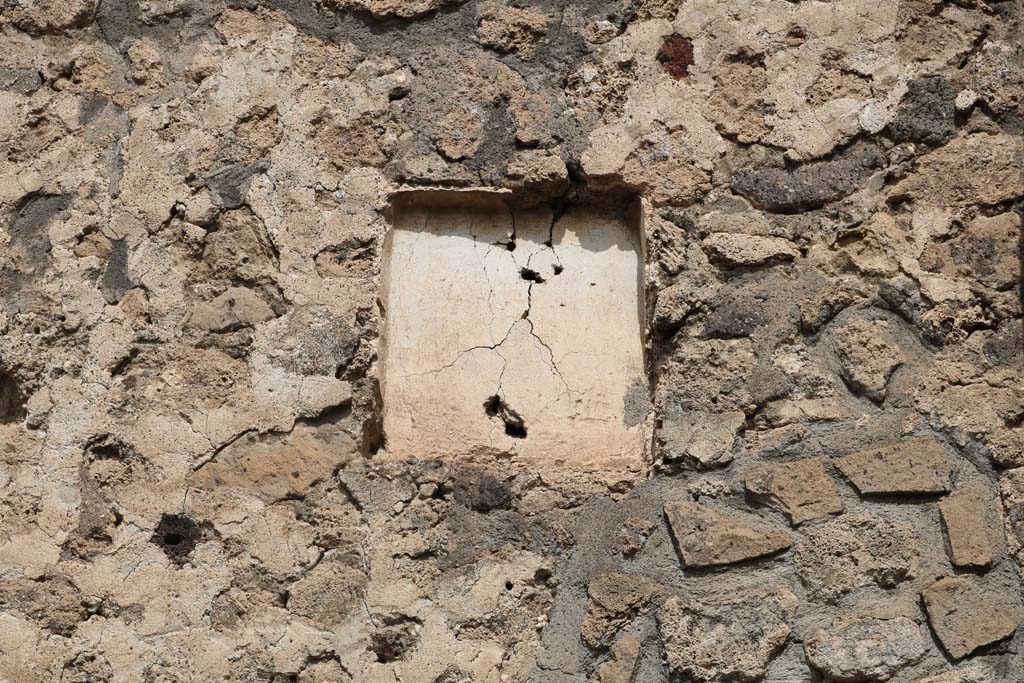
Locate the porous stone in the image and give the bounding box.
[476,2,548,58]
[664,500,791,568]
[795,512,917,603]
[888,77,957,147]
[837,437,953,496]
[922,576,1024,659]
[831,319,904,403]
[581,571,661,647]
[914,662,999,683]
[1001,468,1024,567]
[658,584,798,683]
[890,134,1024,207]
[805,616,927,682]
[434,106,484,161]
[745,457,843,525]
[702,233,800,267]
[324,0,466,18]
[731,144,886,213]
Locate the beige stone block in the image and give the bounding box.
[664,500,791,568]
[837,437,953,496]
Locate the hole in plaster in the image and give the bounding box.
[520,268,546,283]
[150,514,201,565]
[380,192,648,469]
[483,395,528,439]
[504,417,528,439]
[484,395,502,417]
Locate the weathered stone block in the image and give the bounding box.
[745,457,843,525]
[837,437,952,496]
[805,615,927,682]
[922,576,1024,660]
[659,584,798,683]
[939,485,1002,569]
[664,500,791,568]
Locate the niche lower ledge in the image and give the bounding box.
[378,191,649,475]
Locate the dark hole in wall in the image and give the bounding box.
[150,514,201,565]
[483,395,528,439]
[370,616,422,663]
[520,267,546,283]
[0,370,26,423]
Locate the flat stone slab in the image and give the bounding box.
[745,457,843,525]
[922,576,1024,660]
[939,485,1001,569]
[664,500,791,568]
[837,437,952,495]
[659,584,798,683]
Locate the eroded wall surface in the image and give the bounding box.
[0,1,1022,682]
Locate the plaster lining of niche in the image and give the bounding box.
[379,191,648,472]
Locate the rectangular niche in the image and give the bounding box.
[379,191,648,472]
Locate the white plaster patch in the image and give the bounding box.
[380,195,648,471]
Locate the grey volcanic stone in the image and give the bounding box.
[889,77,957,147]
[731,144,886,213]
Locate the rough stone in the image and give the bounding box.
[190,421,358,504]
[745,457,843,525]
[795,512,917,603]
[324,0,466,19]
[831,318,904,403]
[1000,468,1024,569]
[731,144,886,213]
[594,635,641,683]
[286,555,368,628]
[476,2,548,59]
[920,212,1021,291]
[805,616,927,682]
[914,662,1000,683]
[664,500,791,568]
[581,571,660,647]
[434,106,484,161]
[658,584,798,683]
[890,134,1024,207]
[888,77,957,147]
[658,407,744,470]
[702,233,800,268]
[922,576,1024,659]
[837,437,953,496]
[0,575,85,636]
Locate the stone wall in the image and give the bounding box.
[0,1,1022,681]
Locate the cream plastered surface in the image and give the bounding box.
[381,200,647,471]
